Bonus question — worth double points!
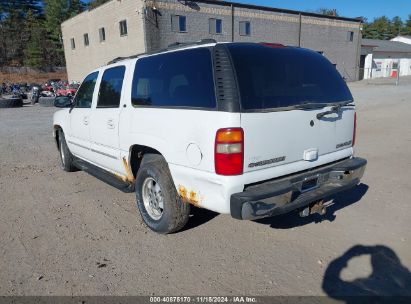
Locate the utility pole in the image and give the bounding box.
[396,63,400,86]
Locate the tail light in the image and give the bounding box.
[215,128,244,175]
[353,112,357,146]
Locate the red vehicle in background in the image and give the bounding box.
[56,84,79,97]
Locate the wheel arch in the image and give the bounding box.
[128,144,164,180]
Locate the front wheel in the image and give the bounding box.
[135,154,190,234]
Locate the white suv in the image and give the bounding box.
[53,41,367,233]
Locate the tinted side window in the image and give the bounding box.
[97,66,125,108]
[131,48,216,108]
[74,72,98,108]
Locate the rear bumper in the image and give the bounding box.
[230,157,367,220]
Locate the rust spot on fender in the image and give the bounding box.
[114,172,128,183]
[122,157,135,183]
[178,185,202,207]
[178,185,187,198]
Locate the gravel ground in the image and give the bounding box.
[0,78,410,297]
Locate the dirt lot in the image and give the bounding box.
[0,71,67,84]
[0,78,410,297]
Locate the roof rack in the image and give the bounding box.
[107,39,217,65]
[167,38,217,49]
[107,55,138,65]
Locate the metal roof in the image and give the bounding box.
[74,0,362,24]
[194,0,361,23]
[362,39,411,53]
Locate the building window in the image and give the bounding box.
[209,18,222,35]
[373,60,382,72]
[239,21,251,36]
[171,15,186,32]
[83,33,89,46]
[99,27,106,42]
[347,31,354,42]
[70,38,75,50]
[119,20,128,36]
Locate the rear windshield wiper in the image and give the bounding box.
[316,101,355,119]
[293,102,330,110]
[293,101,354,110]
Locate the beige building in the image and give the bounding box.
[62,0,146,82]
[62,0,362,82]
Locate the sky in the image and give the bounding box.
[83,0,411,22]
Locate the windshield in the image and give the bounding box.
[226,44,353,111]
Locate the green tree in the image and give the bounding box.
[24,10,45,68]
[88,0,111,9]
[0,0,42,17]
[44,0,70,66]
[0,1,42,66]
[68,0,86,18]
[0,10,25,65]
[404,14,411,35]
[44,0,68,42]
[316,8,339,16]
[389,16,403,38]
[363,16,392,40]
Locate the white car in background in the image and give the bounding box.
[53,40,367,234]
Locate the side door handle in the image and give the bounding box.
[83,116,89,125]
[107,119,115,129]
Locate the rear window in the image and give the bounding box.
[97,66,125,108]
[131,48,216,109]
[227,44,353,111]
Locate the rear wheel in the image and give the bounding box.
[135,154,190,234]
[58,130,76,172]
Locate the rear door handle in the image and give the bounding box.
[83,116,89,125]
[107,119,115,129]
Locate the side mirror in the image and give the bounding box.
[54,96,72,108]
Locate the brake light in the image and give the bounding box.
[215,128,244,175]
[260,42,285,48]
[353,112,357,146]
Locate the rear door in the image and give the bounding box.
[89,65,126,174]
[226,44,355,173]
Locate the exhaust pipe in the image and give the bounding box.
[299,200,326,217]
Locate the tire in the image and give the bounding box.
[39,96,55,107]
[135,154,190,234]
[0,98,23,108]
[58,130,76,172]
